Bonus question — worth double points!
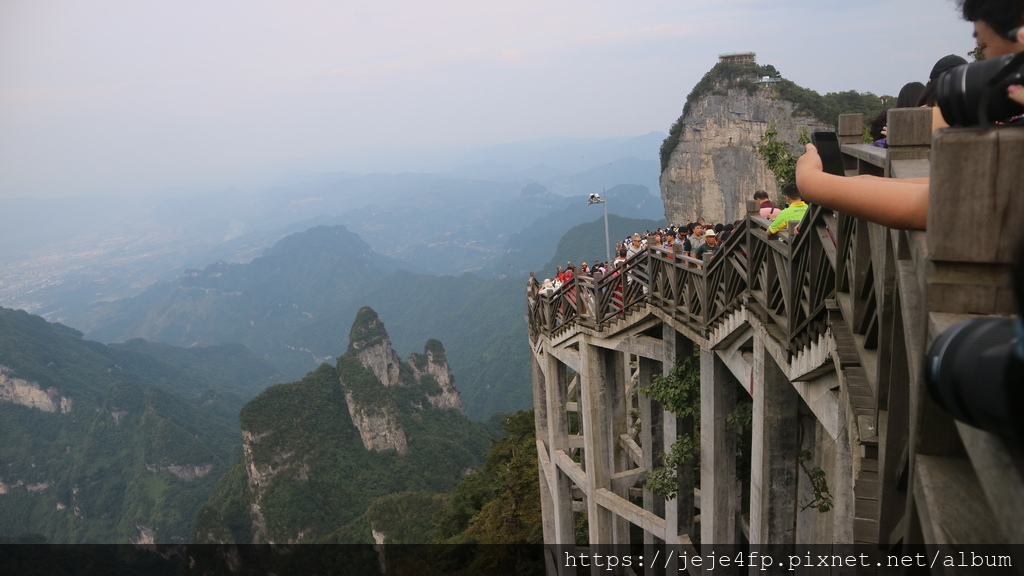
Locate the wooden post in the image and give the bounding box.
[885,107,932,178]
[838,114,863,174]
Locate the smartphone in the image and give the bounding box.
[811,131,846,177]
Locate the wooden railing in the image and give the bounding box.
[528,111,933,356]
[528,201,842,358]
[528,107,1024,551]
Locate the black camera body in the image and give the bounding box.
[926,317,1024,443]
[935,52,1024,126]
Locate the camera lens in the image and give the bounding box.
[925,317,1024,442]
[935,53,1024,126]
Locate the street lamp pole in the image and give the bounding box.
[588,190,611,263]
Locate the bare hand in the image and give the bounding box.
[1010,84,1024,105]
[796,143,823,181]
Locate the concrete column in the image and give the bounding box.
[608,349,630,545]
[700,348,739,545]
[531,352,558,545]
[580,338,614,545]
[663,328,696,543]
[661,329,680,544]
[749,343,800,546]
[544,353,575,544]
[639,355,665,561]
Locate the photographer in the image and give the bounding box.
[795,0,1024,231]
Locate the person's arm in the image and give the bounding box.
[767,208,790,234]
[795,143,929,230]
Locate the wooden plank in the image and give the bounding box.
[854,518,879,544]
[856,497,880,521]
[925,265,1015,316]
[890,159,930,179]
[913,454,1004,545]
[842,143,887,168]
[957,423,1024,544]
[856,469,879,495]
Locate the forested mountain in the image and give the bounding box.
[195,308,495,544]
[68,224,532,419]
[0,307,283,543]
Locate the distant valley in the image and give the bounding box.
[1,134,666,420]
[0,133,666,544]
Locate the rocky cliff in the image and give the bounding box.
[0,366,73,413]
[349,307,402,388]
[409,339,463,411]
[660,62,829,225]
[197,307,489,544]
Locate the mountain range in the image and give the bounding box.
[0,307,283,543]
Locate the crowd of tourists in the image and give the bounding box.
[538,186,808,295]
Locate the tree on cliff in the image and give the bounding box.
[660,60,889,172]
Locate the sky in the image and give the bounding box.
[0,0,973,200]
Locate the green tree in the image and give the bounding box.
[638,353,700,500]
[757,122,810,193]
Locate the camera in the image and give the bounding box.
[935,51,1024,126]
[925,317,1024,443]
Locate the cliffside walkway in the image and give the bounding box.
[526,110,1024,571]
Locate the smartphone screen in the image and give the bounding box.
[811,131,846,177]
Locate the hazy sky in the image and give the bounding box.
[1,0,971,199]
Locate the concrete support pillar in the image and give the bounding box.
[608,349,630,546]
[660,329,679,543]
[639,355,665,568]
[543,353,575,544]
[700,348,739,545]
[531,352,558,545]
[580,338,614,545]
[663,328,695,543]
[749,343,801,546]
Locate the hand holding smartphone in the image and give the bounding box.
[810,131,846,177]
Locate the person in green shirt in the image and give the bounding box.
[768,183,808,235]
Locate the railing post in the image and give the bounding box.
[885,107,933,178]
[838,113,863,173]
